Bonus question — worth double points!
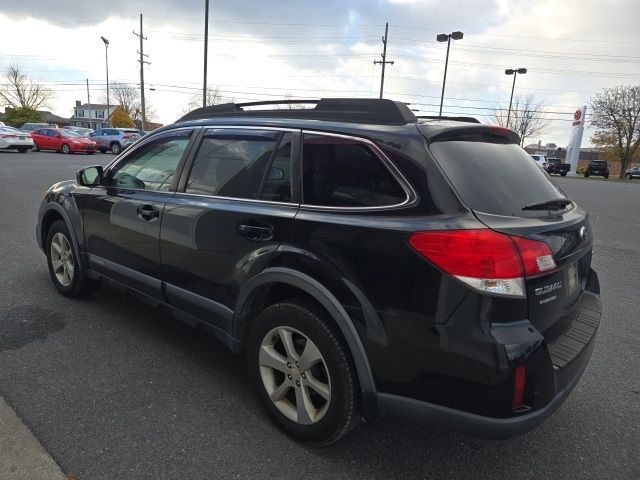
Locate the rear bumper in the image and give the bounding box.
[377,275,601,440]
[378,333,595,439]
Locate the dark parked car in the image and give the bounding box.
[584,160,609,178]
[21,122,50,133]
[545,158,570,176]
[36,99,601,444]
[89,128,140,154]
[624,166,640,179]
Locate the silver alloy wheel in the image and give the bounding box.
[62,144,70,154]
[111,143,120,154]
[259,326,331,425]
[50,232,74,287]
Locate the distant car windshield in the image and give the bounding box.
[61,130,82,138]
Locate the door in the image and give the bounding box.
[39,129,55,150]
[160,128,299,330]
[82,129,196,298]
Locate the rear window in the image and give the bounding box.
[429,141,566,217]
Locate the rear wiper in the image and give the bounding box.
[522,198,572,211]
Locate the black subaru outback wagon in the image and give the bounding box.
[37,98,601,444]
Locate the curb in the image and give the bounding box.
[0,396,68,480]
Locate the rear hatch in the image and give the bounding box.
[419,124,593,334]
[588,161,607,173]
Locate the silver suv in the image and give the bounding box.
[89,128,140,154]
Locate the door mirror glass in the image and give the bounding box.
[77,166,103,187]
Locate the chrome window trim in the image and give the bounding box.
[298,129,417,212]
[170,191,299,207]
[200,125,299,133]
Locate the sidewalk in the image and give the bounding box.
[0,396,68,480]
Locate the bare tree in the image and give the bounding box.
[101,82,156,128]
[590,85,640,178]
[182,86,232,115]
[0,63,54,109]
[490,93,551,147]
[274,93,313,110]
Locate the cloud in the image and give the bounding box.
[1,0,638,145]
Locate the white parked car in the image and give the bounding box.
[0,126,34,153]
[530,154,548,168]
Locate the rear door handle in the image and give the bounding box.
[137,204,160,221]
[238,223,274,241]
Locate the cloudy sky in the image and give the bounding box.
[1,0,639,146]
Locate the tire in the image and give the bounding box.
[61,143,71,154]
[604,174,609,179]
[32,143,40,152]
[110,142,121,155]
[561,172,567,176]
[627,174,632,180]
[246,300,359,445]
[45,220,99,298]
[17,147,28,153]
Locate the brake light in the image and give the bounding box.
[511,236,557,276]
[123,134,133,139]
[512,365,527,410]
[408,229,557,297]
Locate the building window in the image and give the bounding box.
[76,109,84,118]
[96,110,105,119]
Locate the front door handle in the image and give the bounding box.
[238,223,274,241]
[137,204,159,221]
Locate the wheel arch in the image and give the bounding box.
[234,267,378,402]
[38,203,87,275]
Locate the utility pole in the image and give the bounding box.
[203,0,210,108]
[133,14,150,130]
[373,22,394,99]
[86,79,92,130]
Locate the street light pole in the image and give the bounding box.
[505,67,527,128]
[203,0,209,108]
[101,36,110,127]
[437,31,463,116]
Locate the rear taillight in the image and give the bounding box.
[123,134,133,140]
[0,134,16,138]
[408,229,556,297]
[512,365,527,410]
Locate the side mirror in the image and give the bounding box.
[267,167,285,181]
[77,166,103,187]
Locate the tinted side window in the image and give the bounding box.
[302,134,406,207]
[185,129,280,199]
[110,131,192,191]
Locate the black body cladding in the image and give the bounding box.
[37,98,601,439]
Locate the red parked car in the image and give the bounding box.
[31,128,96,154]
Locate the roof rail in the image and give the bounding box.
[177,98,418,125]
[417,115,480,124]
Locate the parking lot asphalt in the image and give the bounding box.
[0,150,639,480]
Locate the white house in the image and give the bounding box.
[70,100,119,129]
